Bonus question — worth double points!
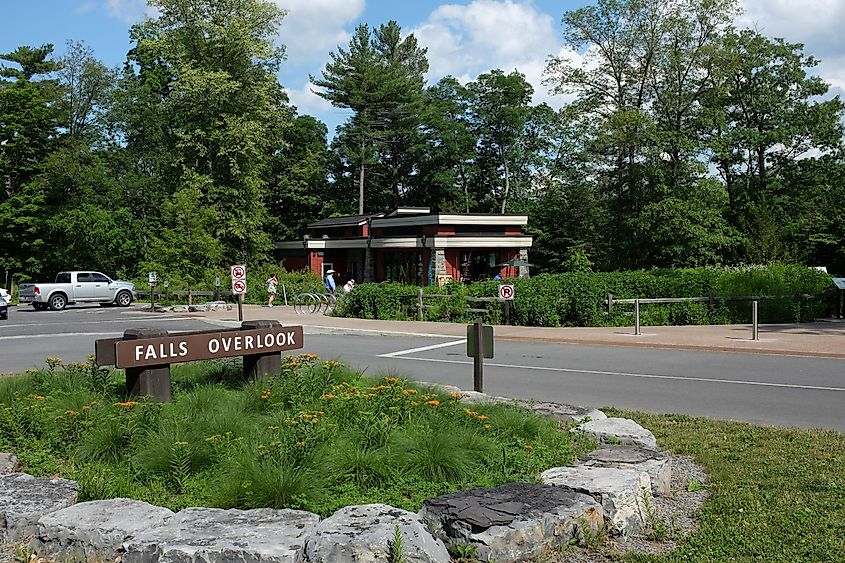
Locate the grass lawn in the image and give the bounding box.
[606,408,845,563]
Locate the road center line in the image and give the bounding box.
[392,356,845,392]
[379,339,468,358]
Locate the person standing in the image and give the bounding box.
[325,269,336,294]
[266,274,278,307]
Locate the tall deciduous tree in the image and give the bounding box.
[126,0,288,264]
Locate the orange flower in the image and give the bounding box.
[320,393,336,399]
[524,444,533,450]
[64,410,79,416]
[426,399,440,407]
[477,415,488,421]
[402,389,418,395]
[449,393,463,400]
[115,401,139,407]
[34,395,46,400]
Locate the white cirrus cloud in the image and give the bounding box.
[274,0,364,68]
[410,0,575,107]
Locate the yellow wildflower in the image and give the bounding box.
[427,400,440,407]
[402,389,418,395]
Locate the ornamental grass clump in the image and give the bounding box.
[0,355,579,515]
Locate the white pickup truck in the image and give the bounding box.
[19,271,137,311]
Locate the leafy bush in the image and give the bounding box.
[0,356,579,516]
[332,264,835,327]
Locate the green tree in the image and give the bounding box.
[468,70,533,213]
[705,29,845,261]
[57,40,117,143]
[126,0,288,266]
[312,21,428,213]
[0,44,61,284]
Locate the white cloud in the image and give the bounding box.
[74,1,97,15]
[104,0,155,24]
[274,0,364,68]
[411,0,573,107]
[286,81,335,114]
[739,0,845,57]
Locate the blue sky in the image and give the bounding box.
[4,1,845,136]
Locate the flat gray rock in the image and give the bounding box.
[0,453,19,474]
[32,498,173,560]
[123,507,319,563]
[420,483,604,563]
[574,417,658,449]
[542,466,652,535]
[517,401,607,423]
[0,473,79,542]
[578,446,671,496]
[304,503,450,563]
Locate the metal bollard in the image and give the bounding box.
[634,299,641,336]
[752,300,759,341]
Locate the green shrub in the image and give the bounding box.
[332,264,835,327]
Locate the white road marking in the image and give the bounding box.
[0,317,195,330]
[302,324,465,339]
[389,356,845,393]
[0,332,122,341]
[378,339,467,358]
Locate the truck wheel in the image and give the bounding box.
[49,293,67,311]
[116,290,133,307]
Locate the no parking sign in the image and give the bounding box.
[231,264,247,295]
[498,284,515,301]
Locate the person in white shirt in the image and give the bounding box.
[343,279,355,294]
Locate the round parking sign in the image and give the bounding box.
[498,284,515,301]
[232,279,246,295]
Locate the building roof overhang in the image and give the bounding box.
[275,235,533,251]
[370,214,528,229]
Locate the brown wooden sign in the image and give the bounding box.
[114,326,304,368]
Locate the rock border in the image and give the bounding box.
[1,385,706,562]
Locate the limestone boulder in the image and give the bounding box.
[420,483,604,563]
[517,401,607,424]
[542,466,652,535]
[32,498,173,560]
[578,446,671,497]
[574,417,658,450]
[0,453,19,474]
[304,503,450,563]
[0,473,79,542]
[123,507,319,563]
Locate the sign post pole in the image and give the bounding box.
[473,318,484,393]
[231,265,247,322]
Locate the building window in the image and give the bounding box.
[384,252,423,285]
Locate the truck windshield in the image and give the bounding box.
[55,273,71,284]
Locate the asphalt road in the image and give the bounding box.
[1,305,843,432]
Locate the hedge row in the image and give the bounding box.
[332,264,837,327]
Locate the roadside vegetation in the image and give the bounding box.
[0,356,581,515]
[333,264,836,327]
[608,408,845,562]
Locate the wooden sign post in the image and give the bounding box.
[466,318,494,393]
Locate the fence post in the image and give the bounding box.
[634,299,641,336]
[607,293,613,314]
[282,282,288,306]
[418,288,424,321]
[752,300,759,341]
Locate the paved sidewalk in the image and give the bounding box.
[170,305,845,359]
